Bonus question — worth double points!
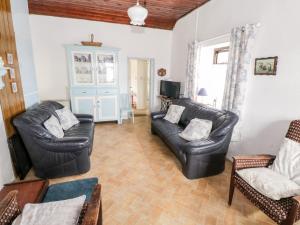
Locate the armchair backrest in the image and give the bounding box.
[286,120,300,143]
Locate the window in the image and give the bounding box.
[213,46,229,64]
[196,41,230,109]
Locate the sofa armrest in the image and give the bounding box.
[36,137,90,153]
[75,114,94,123]
[182,136,227,155]
[151,111,167,120]
[233,154,276,170]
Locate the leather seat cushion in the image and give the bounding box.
[152,119,184,138]
[164,134,188,163]
[64,122,94,140]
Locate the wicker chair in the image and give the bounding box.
[77,184,102,225]
[228,120,300,225]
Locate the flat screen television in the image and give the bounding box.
[160,80,181,99]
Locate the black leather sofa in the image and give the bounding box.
[151,99,238,179]
[13,101,94,179]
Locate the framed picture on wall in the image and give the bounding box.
[254,56,278,75]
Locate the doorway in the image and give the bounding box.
[128,58,151,116]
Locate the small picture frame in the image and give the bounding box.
[11,82,18,93]
[9,68,15,79]
[254,56,278,75]
[7,53,14,65]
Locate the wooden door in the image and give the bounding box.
[0,0,25,137]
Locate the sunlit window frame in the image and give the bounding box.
[213,46,229,64]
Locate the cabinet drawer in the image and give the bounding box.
[97,89,118,95]
[72,88,97,96]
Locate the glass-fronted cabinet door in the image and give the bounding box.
[95,53,117,86]
[72,51,95,86]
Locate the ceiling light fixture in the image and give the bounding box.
[127,0,148,26]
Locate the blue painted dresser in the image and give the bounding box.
[65,45,120,123]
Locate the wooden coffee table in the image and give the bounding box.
[0,179,49,210]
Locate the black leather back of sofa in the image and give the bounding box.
[172,99,227,131]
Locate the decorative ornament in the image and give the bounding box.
[81,34,102,47]
[157,68,167,77]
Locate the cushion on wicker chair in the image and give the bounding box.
[271,137,300,185]
[237,167,300,200]
[234,174,298,224]
[16,195,86,225]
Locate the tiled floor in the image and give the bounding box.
[27,116,281,225]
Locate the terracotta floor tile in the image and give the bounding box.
[25,116,297,225]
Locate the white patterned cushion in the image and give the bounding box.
[237,168,300,200]
[43,115,64,138]
[271,137,300,185]
[164,105,185,124]
[55,108,79,131]
[179,118,212,141]
[16,195,86,225]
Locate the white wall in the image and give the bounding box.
[0,0,40,188]
[0,107,14,188]
[171,0,300,157]
[29,16,173,110]
[11,0,39,108]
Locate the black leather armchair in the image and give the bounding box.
[151,99,238,179]
[13,101,94,179]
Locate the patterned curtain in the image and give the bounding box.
[185,41,200,100]
[222,24,257,140]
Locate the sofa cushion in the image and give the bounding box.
[179,118,212,141]
[44,115,64,139]
[55,108,80,131]
[64,123,93,140]
[164,134,188,163]
[271,138,300,185]
[16,195,86,225]
[152,119,184,138]
[164,105,185,124]
[237,167,300,200]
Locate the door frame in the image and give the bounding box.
[127,57,155,112]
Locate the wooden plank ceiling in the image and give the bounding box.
[28,0,209,30]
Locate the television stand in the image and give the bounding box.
[159,96,173,111]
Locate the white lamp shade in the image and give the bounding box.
[127,2,148,26]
